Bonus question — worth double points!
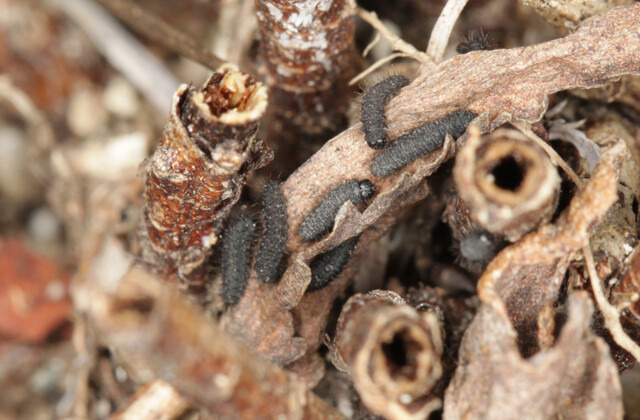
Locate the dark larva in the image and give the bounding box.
[221,213,256,305]
[361,75,410,149]
[457,30,492,54]
[299,179,376,242]
[370,110,476,177]
[307,235,360,292]
[460,230,498,262]
[255,180,288,283]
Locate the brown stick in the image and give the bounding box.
[255,0,359,167]
[138,68,272,287]
[94,0,225,71]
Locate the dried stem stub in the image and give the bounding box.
[138,68,271,286]
[255,0,359,163]
[333,290,443,420]
[454,128,560,242]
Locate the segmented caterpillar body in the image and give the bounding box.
[255,181,288,283]
[457,30,492,54]
[371,110,476,177]
[299,180,375,242]
[307,235,360,292]
[221,213,256,305]
[361,75,410,149]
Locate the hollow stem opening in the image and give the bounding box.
[381,328,422,381]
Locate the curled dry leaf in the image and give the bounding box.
[138,68,271,286]
[549,119,602,172]
[476,140,625,353]
[225,4,640,365]
[443,292,623,420]
[0,239,71,342]
[80,265,344,420]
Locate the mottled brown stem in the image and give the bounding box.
[111,380,189,420]
[453,127,560,241]
[81,265,344,419]
[255,0,359,167]
[333,290,443,420]
[584,245,640,361]
[138,68,272,287]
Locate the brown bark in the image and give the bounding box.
[255,0,359,168]
[138,68,271,287]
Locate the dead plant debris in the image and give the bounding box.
[2,1,640,419]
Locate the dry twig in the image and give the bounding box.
[56,0,179,113]
[426,0,470,64]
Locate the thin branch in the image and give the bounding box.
[225,4,640,364]
[584,244,640,360]
[426,0,470,63]
[226,0,256,65]
[94,0,226,71]
[56,0,180,114]
[356,7,434,68]
[362,32,382,58]
[349,52,412,85]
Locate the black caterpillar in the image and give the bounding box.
[459,230,498,263]
[220,213,256,305]
[361,75,410,149]
[307,235,361,292]
[255,180,288,284]
[457,30,492,54]
[299,180,376,242]
[370,110,476,177]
